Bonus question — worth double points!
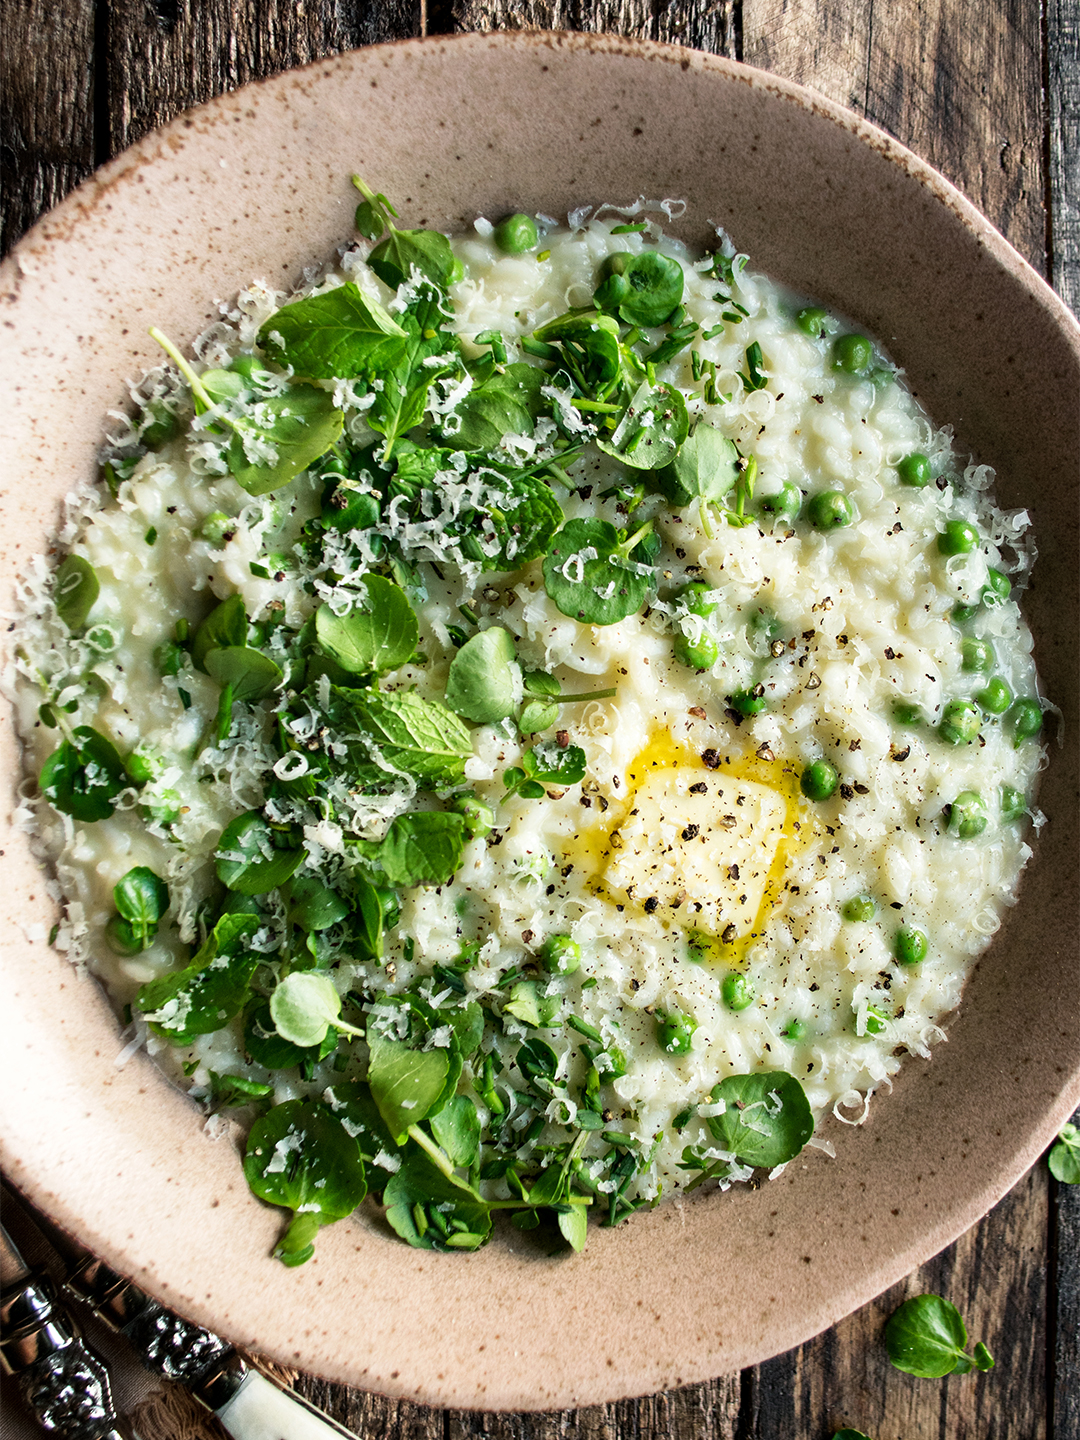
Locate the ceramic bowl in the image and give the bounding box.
[1,31,1077,1411]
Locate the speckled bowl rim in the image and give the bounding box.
[1,31,1078,1412]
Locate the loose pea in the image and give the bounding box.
[1000,784,1027,822]
[451,791,495,839]
[975,676,1012,714]
[896,452,932,488]
[105,914,143,957]
[729,687,767,716]
[199,511,233,544]
[680,581,718,618]
[939,698,980,745]
[674,632,719,671]
[842,894,876,923]
[801,759,839,801]
[493,213,539,255]
[952,602,980,624]
[865,1008,888,1035]
[721,972,755,1012]
[807,489,854,530]
[1009,697,1043,746]
[892,702,922,726]
[982,567,1011,604]
[832,333,873,374]
[937,519,979,555]
[781,1018,808,1040]
[541,933,581,976]
[796,306,829,338]
[601,251,633,278]
[895,926,928,966]
[961,637,994,673]
[760,482,801,521]
[948,790,988,839]
[656,1009,698,1053]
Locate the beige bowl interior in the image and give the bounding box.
[1,33,1077,1411]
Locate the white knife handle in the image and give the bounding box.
[215,1368,360,1440]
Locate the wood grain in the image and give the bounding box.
[0,0,95,253]
[1048,0,1080,313]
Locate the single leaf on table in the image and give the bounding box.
[832,1431,874,1440]
[137,913,258,1045]
[383,1151,492,1252]
[205,646,283,703]
[706,1071,814,1168]
[366,1031,451,1143]
[542,517,654,627]
[883,1293,994,1378]
[40,726,129,823]
[256,283,408,378]
[226,383,344,497]
[215,810,304,895]
[655,423,740,508]
[54,555,99,633]
[191,593,248,672]
[314,574,418,677]
[444,625,521,724]
[437,362,549,453]
[243,1099,368,1266]
[1049,1122,1080,1183]
[597,379,688,472]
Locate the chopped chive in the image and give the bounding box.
[144,526,158,545]
[521,336,559,362]
[537,249,551,262]
[722,311,743,323]
[702,324,726,341]
[177,687,192,710]
[567,1015,603,1043]
[610,222,647,234]
[249,562,270,578]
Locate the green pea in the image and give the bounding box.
[894,926,928,966]
[832,333,873,374]
[656,1009,698,1054]
[199,511,233,544]
[1009,697,1043,746]
[892,702,922,726]
[541,933,581,976]
[1000,785,1027,822]
[493,213,539,255]
[796,306,829,338]
[760,483,801,522]
[153,640,184,677]
[781,1018,808,1040]
[680,581,718,618]
[674,632,719,671]
[451,792,495,839]
[952,602,980,624]
[594,271,631,311]
[975,676,1012,714]
[721,972,755,1012]
[937,519,979,555]
[948,790,988,839]
[600,251,633,278]
[105,913,144,957]
[961,637,994,673]
[801,759,839,801]
[865,1007,888,1035]
[729,687,767,716]
[982,568,1011,604]
[807,489,854,530]
[939,698,980,745]
[842,894,876,923]
[896,452,932,488]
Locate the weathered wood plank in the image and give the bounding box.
[105,0,420,155]
[0,0,95,253]
[748,1161,1049,1440]
[1048,0,1080,315]
[741,0,871,115]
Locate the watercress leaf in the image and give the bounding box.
[444,625,521,723]
[285,874,350,933]
[270,972,342,1048]
[616,250,685,328]
[342,689,473,786]
[542,517,652,626]
[557,1203,589,1253]
[383,1152,492,1252]
[54,555,99,633]
[429,1094,482,1168]
[137,913,258,1044]
[244,1098,367,1265]
[367,1031,450,1143]
[518,779,546,800]
[369,226,459,291]
[191,594,247,672]
[706,1071,814,1168]
[447,1001,483,1058]
[322,1081,401,1184]
[208,1071,274,1108]
[883,1294,989,1378]
[437,363,548,453]
[243,996,333,1070]
[1049,1123,1080,1183]
[215,810,305,895]
[226,383,344,497]
[596,380,688,472]
[370,811,468,889]
[113,866,169,945]
[522,670,561,698]
[205,646,283,704]
[315,575,418,677]
[831,1431,874,1440]
[656,423,740,507]
[532,312,621,398]
[519,700,559,734]
[257,283,408,379]
[522,741,587,787]
[448,468,563,571]
[40,727,128,823]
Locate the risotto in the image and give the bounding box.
[9,188,1047,1262]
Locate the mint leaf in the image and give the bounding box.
[367,291,461,461]
[257,282,408,379]
[344,689,473,786]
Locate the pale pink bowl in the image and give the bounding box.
[1,32,1077,1411]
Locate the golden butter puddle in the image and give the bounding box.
[561,732,811,966]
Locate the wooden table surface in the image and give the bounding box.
[3,3,1078,1438]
